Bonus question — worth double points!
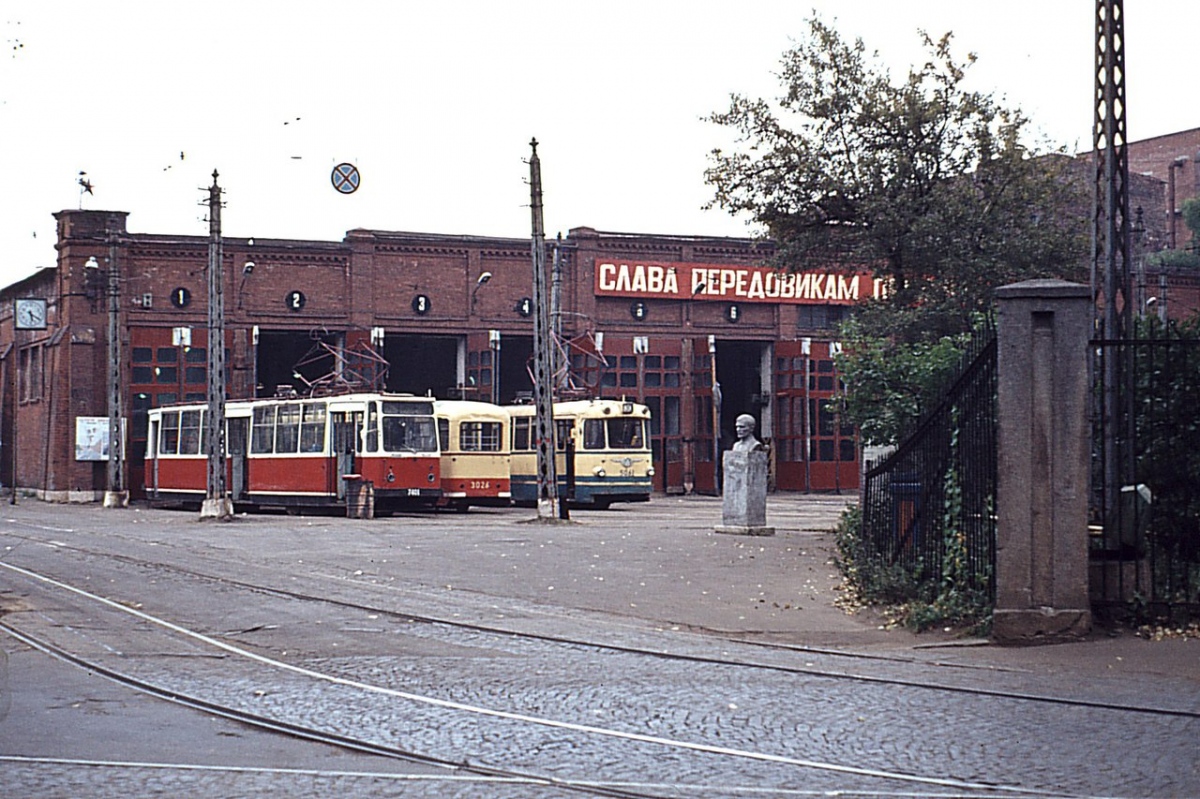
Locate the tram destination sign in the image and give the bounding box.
[594,260,886,305]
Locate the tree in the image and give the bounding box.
[705,19,1089,442]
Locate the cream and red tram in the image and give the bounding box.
[145,392,440,512]
[432,399,511,511]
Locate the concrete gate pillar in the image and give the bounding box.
[993,279,1092,643]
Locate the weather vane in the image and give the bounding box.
[77,171,93,208]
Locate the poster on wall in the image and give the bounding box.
[75,416,125,461]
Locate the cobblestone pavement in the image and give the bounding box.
[1,495,1197,797]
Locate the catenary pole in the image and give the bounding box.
[201,170,232,520]
[103,222,127,507]
[528,140,559,519]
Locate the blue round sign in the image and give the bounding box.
[331,163,360,194]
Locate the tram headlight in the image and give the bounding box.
[646,467,655,477]
[593,466,606,478]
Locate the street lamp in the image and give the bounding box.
[471,271,492,312]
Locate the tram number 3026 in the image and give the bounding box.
[469,480,492,490]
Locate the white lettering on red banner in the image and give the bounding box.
[595,261,885,305]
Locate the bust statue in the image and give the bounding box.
[732,413,765,452]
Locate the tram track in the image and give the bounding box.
[1,524,1195,720]
[0,557,1089,798]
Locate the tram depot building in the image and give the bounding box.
[3,128,1198,504]
[1,207,875,503]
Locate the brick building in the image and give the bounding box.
[1,210,869,502]
[3,132,1198,504]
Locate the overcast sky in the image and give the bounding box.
[2,1,1195,286]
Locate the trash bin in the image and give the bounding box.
[343,475,375,519]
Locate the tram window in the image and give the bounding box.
[460,421,501,452]
[275,403,301,453]
[382,416,436,452]
[156,347,178,364]
[185,392,205,403]
[133,366,154,383]
[366,403,379,451]
[601,373,617,388]
[252,406,275,453]
[300,403,326,453]
[556,419,573,451]
[664,356,680,370]
[664,373,680,388]
[185,366,206,384]
[512,416,531,450]
[184,347,206,363]
[156,366,178,384]
[607,418,645,449]
[644,372,661,388]
[583,419,605,450]
[840,438,856,462]
[179,410,202,455]
[156,393,177,406]
[160,411,181,455]
[619,373,638,388]
[644,356,661,369]
[437,418,450,450]
[133,347,153,363]
[620,356,637,370]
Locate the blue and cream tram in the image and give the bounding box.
[506,398,654,509]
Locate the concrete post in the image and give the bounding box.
[993,279,1092,643]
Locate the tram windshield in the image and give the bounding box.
[583,417,646,450]
[381,414,437,453]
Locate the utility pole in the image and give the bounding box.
[1092,0,1135,545]
[528,139,559,520]
[201,170,232,520]
[550,233,564,390]
[103,222,127,508]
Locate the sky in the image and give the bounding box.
[1,1,1196,287]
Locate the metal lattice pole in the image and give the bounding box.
[1092,0,1135,541]
[202,170,231,519]
[103,224,127,507]
[529,140,559,519]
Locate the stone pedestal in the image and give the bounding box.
[993,279,1092,644]
[716,450,774,536]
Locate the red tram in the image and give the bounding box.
[145,393,441,512]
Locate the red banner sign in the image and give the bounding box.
[594,261,885,305]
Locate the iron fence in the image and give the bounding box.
[1090,321,1200,617]
[858,322,997,602]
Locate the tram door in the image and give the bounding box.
[147,418,159,496]
[332,411,362,500]
[227,418,249,501]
